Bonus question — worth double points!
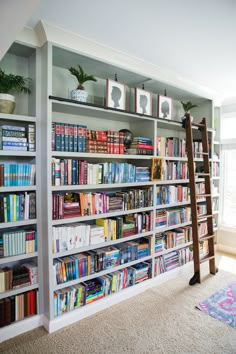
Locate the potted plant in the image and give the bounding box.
[0,69,31,114]
[68,65,97,102]
[181,101,198,121]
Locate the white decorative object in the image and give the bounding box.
[0,93,16,113]
[71,89,88,102]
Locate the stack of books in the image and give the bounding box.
[135,167,150,182]
[0,124,35,152]
[127,136,153,155]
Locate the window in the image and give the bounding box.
[221,147,236,227]
[221,111,236,229]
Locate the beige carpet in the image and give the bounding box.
[1,253,236,354]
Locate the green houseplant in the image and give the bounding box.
[68,64,97,103]
[0,69,31,114]
[181,101,198,121]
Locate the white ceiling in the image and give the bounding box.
[27,0,236,101]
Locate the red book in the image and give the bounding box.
[130,144,153,149]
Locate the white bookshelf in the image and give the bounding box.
[0,284,39,300]
[0,252,38,266]
[0,41,41,339]
[38,41,218,334]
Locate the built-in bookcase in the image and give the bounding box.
[0,42,42,341]
[40,42,220,333]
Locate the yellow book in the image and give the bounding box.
[112,219,116,241]
[13,194,17,222]
[96,219,108,240]
[112,272,117,293]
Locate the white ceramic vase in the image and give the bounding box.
[71,89,88,102]
[0,94,16,114]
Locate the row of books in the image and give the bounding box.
[0,289,38,328]
[156,137,186,157]
[155,226,193,253]
[52,211,153,253]
[52,122,125,154]
[127,136,154,155]
[156,207,192,228]
[52,188,153,220]
[0,192,36,223]
[0,229,37,258]
[156,137,212,158]
[212,161,220,177]
[0,261,38,293]
[51,159,151,186]
[154,247,193,275]
[156,183,206,205]
[0,163,36,187]
[54,262,151,316]
[53,238,151,285]
[0,124,35,152]
[162,161,188,180]
[154,222,207,252]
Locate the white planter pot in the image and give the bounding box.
[71,89,88,103]
[0,94,16,114]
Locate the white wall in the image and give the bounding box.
[0,0,40,60]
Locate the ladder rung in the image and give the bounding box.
[199,234,215,241]
[200,255,215,264]
[197,194,211,197]
[195,173,210,176]
[198,214,213,220]
[192,122,205,128]
[194,152,208,156]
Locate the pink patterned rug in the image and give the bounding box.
[197,282,236,328]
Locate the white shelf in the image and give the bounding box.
[51,207,153,226]
[0,219,37,229]
[54,255,152,291]
[212,176,220,180]
[155,241,193,257]
[0,186,36,192]
[53,231,153,259]
[0,151,36,157]
[52,181,154,191]
[0,113,36,122]
[155,221,192,233]
[0,284,39,300]
[0,252,38,265]
[155,199,205,210]
[51,151,153,160]
[51,99,156,124]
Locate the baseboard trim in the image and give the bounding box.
[0,314,43,343]
[47,262,192,333]
[216,244,236,255]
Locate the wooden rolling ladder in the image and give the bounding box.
[183,114,217,285]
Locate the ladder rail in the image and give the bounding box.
[184,114,217,285]
[185,116,201,282]
[200,118,216,275]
